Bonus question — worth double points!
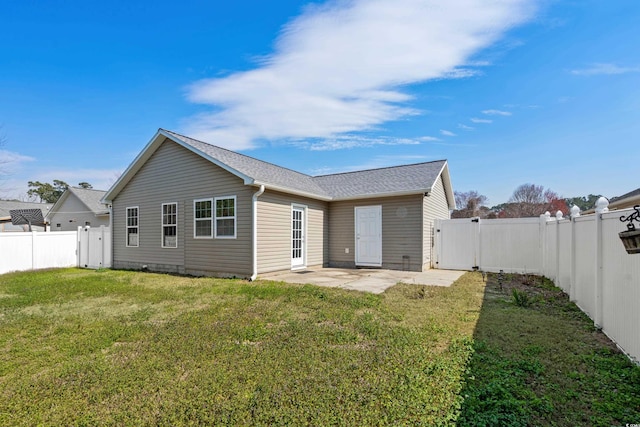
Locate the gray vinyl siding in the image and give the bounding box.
[329,195,424,271]
[423,175,450,269]
[49,195,109,231]
[112,138,254,277]
[256,190,329,273]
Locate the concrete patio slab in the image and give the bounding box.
[259,268,466,294]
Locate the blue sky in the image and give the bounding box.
[1,0,638,207]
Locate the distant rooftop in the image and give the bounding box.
[0,200,52,218]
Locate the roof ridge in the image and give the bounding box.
[69,186,106,193]
[161,129,314,179]
[313,159,446,178]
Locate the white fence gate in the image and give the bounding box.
[0,226,111,275]
[77,226,111,269]
[434,218,480,271]
[434,203,640,364]
[435,217,543,274]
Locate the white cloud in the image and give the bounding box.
[440,129,457,137]
[0,150,34,168]
[296,135,422,151]
[570,63,640,76]
[185,0,537,150]
[482,109,512,116]
[419,136,441,142]
[470,117,493,123]
[458,123,474,130]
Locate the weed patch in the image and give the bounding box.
[459,272,640,427]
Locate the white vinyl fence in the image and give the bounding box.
[434,202,640,364]
[0,226,111,275]
[77,225,111,269]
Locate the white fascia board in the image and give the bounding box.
[162,129,255,186]
[44,190,70,221]
[331,189,430,202]
[102,130,166,204]
[102,129,258,204]
[609,195,640,210]
[436,161,456,210]
[252,181,332,201]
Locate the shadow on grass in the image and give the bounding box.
[457,273,640,427]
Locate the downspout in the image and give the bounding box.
[108,203,113,268]
[250,185,265,281]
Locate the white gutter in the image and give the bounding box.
[252,180,332,201]
[332,188,432,202]
[250,185,265,281]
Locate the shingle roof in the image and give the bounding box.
[164,130,332,199]
[68,187,109,214]
[610,187,640,203]
[313,161,447,199]
[0,200,52,218]
[164,129,447,201]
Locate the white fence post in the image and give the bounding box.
[540,213,548,276]
[474,218,480,270]
[100,225,105,268]
[594,197,609,329]
[555,211,563,284]
[77,226,82,268]
[570,205,580,301]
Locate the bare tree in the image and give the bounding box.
[452,190,495,218]
[499,183,568,218]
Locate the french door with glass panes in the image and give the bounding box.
[291,206,306,268]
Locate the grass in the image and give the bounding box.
[0,268,638,425]
[458,273,640,427]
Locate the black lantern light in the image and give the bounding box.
[619,205,640,254]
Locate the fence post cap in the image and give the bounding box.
[595,197,609,213]
[570,205,580,218]
[556,210,564,220]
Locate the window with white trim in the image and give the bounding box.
[162,203,177,248]
[126,207,139,247]
[194,198,213,238]
[215,196,236,238]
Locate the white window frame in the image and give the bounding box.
[126,206,139,247]
[161,202,178,248]
[193,198,213,239]
[291,204,307,269]
[214,195,237,239]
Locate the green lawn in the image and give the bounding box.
[0,269,638,426]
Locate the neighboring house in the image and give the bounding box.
[0,200,52,232]
[46,187,109,231]
[608,188,640,211]
[102,129,455,279]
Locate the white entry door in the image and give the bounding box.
[291,206,305,268]
[355,206,382,267]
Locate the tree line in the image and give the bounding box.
[26,180,93,203]
[453,184,602,219]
